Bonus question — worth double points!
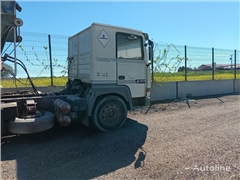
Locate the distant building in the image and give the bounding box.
[198,64,240,70]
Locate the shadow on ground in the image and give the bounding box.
[1,118,148,180]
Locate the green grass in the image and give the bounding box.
[1,70,240,88]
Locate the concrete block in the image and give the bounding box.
[178,80,233,98]
[151,82,176,101]
[234,79,240,93]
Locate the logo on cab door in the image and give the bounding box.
[135,79,146,84]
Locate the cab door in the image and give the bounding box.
[116,32,147,98]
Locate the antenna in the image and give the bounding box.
[103,19,110,24]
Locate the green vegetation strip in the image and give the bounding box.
[154,71,240,82]
[1,76,68,88]
[1,71,240,88]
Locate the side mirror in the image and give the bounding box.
[148,40,154,61]
[149,46,152,61]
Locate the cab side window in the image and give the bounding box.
[116,33,143,60]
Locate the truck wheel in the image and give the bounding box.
[92,96,127,132]
[7,111,55,134]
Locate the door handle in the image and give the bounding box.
[118,76,125,80]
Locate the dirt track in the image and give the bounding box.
[1,94,240,180]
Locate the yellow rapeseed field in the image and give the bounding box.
[1,73,240,88]
[154,73,240,82]
[1,76,68,88]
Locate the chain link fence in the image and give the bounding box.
[1,31,239,87]
[2,31,68,87]
[152,43,239,82]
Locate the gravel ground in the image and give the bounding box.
[1,94,240,180]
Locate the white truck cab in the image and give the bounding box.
[68,23,153,101]
[66,23,154,131]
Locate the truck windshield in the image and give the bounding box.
[116,33,143,60]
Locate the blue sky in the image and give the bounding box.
[17,1,239,50]
[2,1,239,78]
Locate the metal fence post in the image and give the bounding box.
[151,45,154,82]
[185,45,187,81]
[234,49,237,79]
[212,47,214,80]
[48,34,53,86]
[152,59,154,82]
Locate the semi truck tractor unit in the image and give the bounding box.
[1,2,154,134]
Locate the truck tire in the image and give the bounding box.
[92,96,127,132]
[7,111,55,134]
